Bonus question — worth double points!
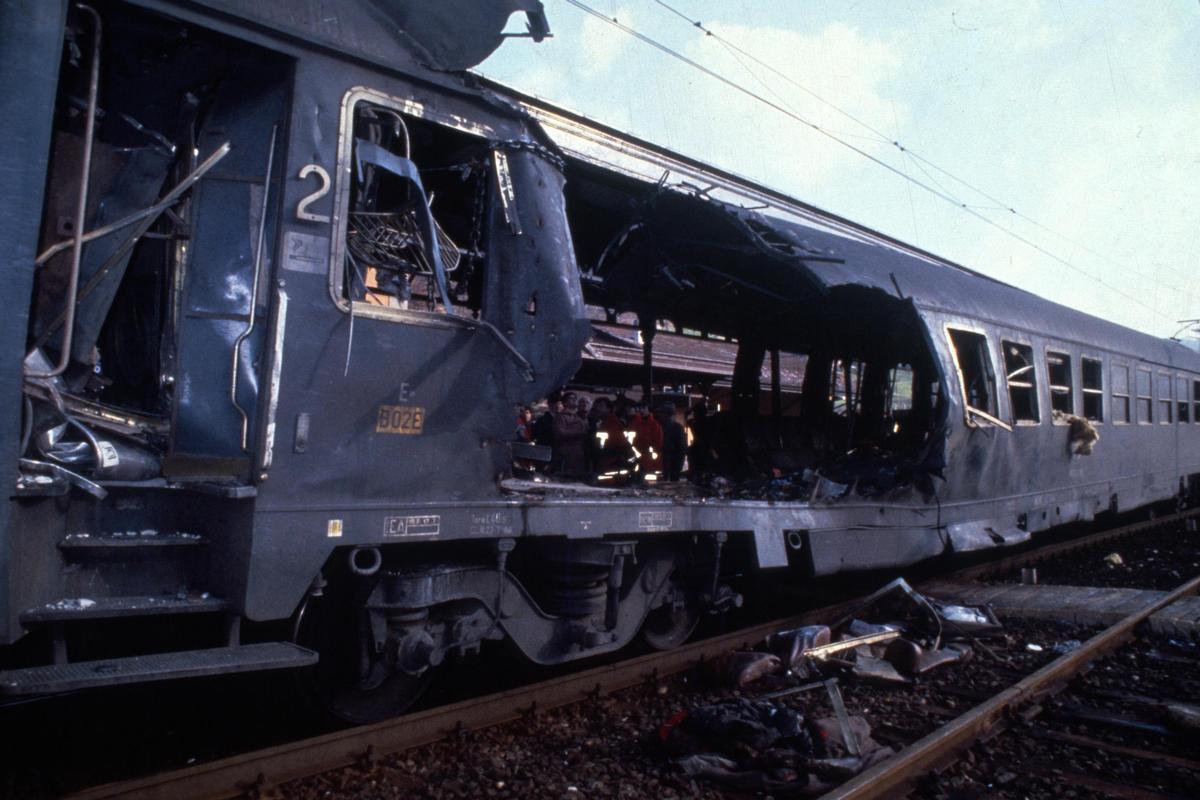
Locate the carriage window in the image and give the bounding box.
[948,329,999,422]
[887,365,914,413]
[335,95,485,314]
[1002,341,1039,423]
[1136,368,1153,423]
[1158,373,1173,423]
[1177,376,1190,423]
[1194,379,1200,424]
[1082,357,1103,422]
[1111,364,1130,424]
[1047,351,1073,415]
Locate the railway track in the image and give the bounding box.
[66,507,1200,800]
[826,572,1200,799]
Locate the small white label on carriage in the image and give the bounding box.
[469,511,513,536]
[282,231,329,275]
[97,441,119,468]
[326,519,343,538]
[383,514,441,538]
[638,511,673,531]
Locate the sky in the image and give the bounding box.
[477,0,1200,340]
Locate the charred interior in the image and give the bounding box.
[519,160,948,502]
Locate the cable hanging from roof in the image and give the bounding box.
[561,0,1173,322]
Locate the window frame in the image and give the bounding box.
[828,358,866,418]
[1176,375,1190,424]
[1045,347,1075,421]
[1110,362,1131,425]
[1194,378,1200,425]
[1136,366,1153,424]
[886,363,915,415]
[1157,371,1173,424]
[945,325,1010,430]
[327,86,496,321]
[1080,355,1104,423]
[1001,338,1040,425]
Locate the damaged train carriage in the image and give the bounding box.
[2,0,1198,721]
[524,94,1200,561]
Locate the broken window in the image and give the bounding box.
[1176,376,1189,424]
[1136,367,1152,423]
[526,154,948,499]
[1002,341,1039,424]
[947,329,999,424]
[1111,364,1130,424]
[1158,372,1173,424]
[334,93,486,315]
[1046,351,1073,416]
[1081,357,1103,422]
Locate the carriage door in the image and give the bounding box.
[169,57,291,469]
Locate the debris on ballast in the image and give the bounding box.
[707,652,782,687]
[658,696,893,794]
[1164,703,1200,732]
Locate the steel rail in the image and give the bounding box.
[65,508,1198,800]
[822,571,1200,799]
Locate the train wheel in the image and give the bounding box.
[294,592,434,725]
[640,582,699,650]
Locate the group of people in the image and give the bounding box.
[516,391,688,482]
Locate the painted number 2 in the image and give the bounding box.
[295,164,331,223]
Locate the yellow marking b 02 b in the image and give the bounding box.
[376,405,425,435]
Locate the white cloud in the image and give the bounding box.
[579,5,635,77]
[669,20,908,191]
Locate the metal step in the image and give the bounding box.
[0,642,318,695]
[58,531,207,551]
[20,594,228,624]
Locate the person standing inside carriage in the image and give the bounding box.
[657,402,687,482]
[552,391,588,477]
[632,401,663,474]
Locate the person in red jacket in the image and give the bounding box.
[591,397,628,474]
[631,401,663,475]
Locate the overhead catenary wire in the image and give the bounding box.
[563,0,1171,320]
[650,0,1194,292]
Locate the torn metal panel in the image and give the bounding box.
[33,144,172,365]
[366,0,549,71]
[193,0,548,74]
[946,519,1031,553]
[480,145,591,400]
[352,139,450,307]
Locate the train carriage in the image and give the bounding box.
[0,0,1196,721]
